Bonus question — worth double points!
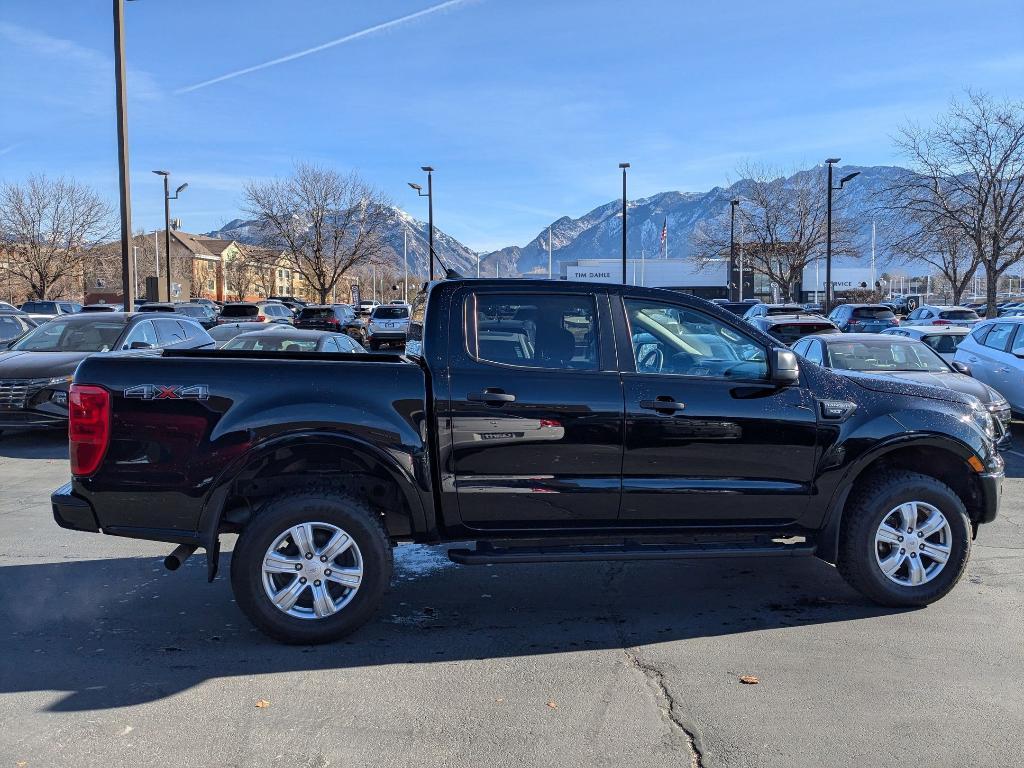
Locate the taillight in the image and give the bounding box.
[891,318,900,326]
[933,319,952,325]
[256,314,266,322]
[69,384,110,477]
[327,316,340,325]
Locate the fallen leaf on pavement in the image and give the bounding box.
[255,698,271,708]
[739,675,759,685]
[546,700,558,709]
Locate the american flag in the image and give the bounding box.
[660,218,667,258]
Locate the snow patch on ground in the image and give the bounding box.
[393,543,458,581]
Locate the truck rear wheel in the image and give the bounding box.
[230,487,392,644]
[837,470,971,607]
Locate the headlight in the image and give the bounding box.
[970,401,996,441]
[47,375,72,387]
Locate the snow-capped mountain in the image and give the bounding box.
[207,165,906,279]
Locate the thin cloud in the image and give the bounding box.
[0,143,21,156]
[176,0,474,94]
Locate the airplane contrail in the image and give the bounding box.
[176,0,473,94]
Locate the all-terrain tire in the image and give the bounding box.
[230,485,392,644]
[837,470,971,607]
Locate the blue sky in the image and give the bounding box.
[2,0,1023,251]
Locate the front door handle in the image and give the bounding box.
[468,389,516,404]
[639,397,686,413]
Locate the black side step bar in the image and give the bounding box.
[448,541,816,565]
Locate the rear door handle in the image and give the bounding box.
[639,398,686,413]
[468,389,516,404]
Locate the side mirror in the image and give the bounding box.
[129,340,153,350]
[770,348,800,386]
[951,361,972,376]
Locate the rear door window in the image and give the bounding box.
[922,334,963,354]
[122,320,158,349]
[472,293,598,371]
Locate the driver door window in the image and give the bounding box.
[624,299,768,380]
[121,320,158,349]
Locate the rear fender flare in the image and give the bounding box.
[197,430,428,577]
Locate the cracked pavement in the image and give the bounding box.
[2,429,1022,767]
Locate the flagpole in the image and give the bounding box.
[547,225,552,279]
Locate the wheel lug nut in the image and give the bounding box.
[314,580,322,587]
[305,553,313,559]
[295,564,302,571]
[907,528,913,533]
[900,548,906,554]
[897,536,904,542]
[324,569,332,576]
[299,577,307,584]
[910,553,917,558]
[917,531,923,537]
[320,555,327,562]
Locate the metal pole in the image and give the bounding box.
[620,165,628,284]
[476,253,480,279]
[132,245,138,301]
[403,229,408,303]
[113,0,135,309]
[547,225,552,279]
[153,231,160,298]
[870,220,876,291]
[426,170,434,281]
[729,203,736,301]
[739,219,745,301]
[826,162,834,314]
[162,175,172,301]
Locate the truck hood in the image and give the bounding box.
[851,369,1002,406]
[839,369,979,408]
[0,350,91,380]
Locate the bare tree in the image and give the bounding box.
[880,204,979,304]
[691,163,858,301]
[224,249,258,301]
[0,175,115,299]
[892,91,1024,317]
[243,164,390,303]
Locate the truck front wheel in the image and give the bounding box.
[230,487,392,644]
[837,470,971,607]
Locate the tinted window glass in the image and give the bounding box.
[982,323,1014,351]
[922,334,964,354]
[21,301,58,314]
[626,300,768,379]
[939,309,980,320]
[154,318,186,345]
[1010,327,1024,356]
[851,307,896,320]
[804,340,824,364]
[0,315,31,341]
[474,293,598,371]
[298,307,333,319]
[373,306,409,319]
[122,320,158,349]
[221,304,259,318]
[765,306,803,316]
[766,322,840,344]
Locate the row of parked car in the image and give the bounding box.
[0,295,415,435]
[705,298,1014,445]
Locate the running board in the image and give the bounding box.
[447,541,817,565]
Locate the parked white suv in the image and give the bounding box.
[953,317,1024,414]
[366,304,410,350]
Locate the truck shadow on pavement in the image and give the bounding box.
[0,548,902,712]
[0,429,69,460]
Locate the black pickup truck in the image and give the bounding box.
[52,279,1004,644]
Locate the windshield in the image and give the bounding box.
[11,318,126,352]
[372,306,409,319]
[175,306,207,317]
[825,340,950,373]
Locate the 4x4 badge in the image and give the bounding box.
[124,384,209,401]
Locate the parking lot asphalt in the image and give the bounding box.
[1,429,1022,768]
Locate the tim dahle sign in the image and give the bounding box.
[567,268,616,283]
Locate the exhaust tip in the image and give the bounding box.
[164,544,197,571]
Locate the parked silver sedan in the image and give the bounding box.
[881,325,968,362]
[953,317,1024,415]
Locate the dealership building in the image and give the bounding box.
[559,258,878,302]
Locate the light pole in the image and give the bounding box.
[152,171,187,301]
[408,166,435,280]
[825,158,860,313]
[113,0,137,309]
[729,199,740,301]
[619,163,630,283]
